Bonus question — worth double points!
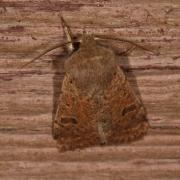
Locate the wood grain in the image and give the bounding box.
[0,0,180,179]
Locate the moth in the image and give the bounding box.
[23,17,151,151]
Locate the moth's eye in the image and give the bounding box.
[73,42,80,52]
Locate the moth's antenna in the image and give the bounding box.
[20,0,78,69]
[20,42,71,69]
[94,35,159,55]
[118,45,137,56]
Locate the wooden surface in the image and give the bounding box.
[0,0,180,179]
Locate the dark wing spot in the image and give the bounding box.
[122,104,137,116]
[61,117,77,124]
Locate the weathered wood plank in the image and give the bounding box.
[0,0,180,179]
[0,159,180,178]
[0,134,180,147]
[0,146,180,161]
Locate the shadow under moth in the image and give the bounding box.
[22,17,153,152]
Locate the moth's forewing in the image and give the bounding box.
[104,66,149,144]
[55,75,101,151]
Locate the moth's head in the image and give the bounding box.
[69,34,97,53]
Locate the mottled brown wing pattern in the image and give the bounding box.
[53,67,148,151]
[54,75,101,151]
[104,67,149,144]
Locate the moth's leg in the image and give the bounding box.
[60,16,74,53]
[60,16,82,53]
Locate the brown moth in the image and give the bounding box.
[52,17,149,151]
[23,17,150,151]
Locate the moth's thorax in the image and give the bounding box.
[65,35,117,92]
[80,35,97,49]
